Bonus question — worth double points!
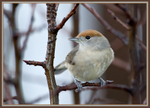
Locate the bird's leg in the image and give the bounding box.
[98,77,106,86]
[72,77,82,92]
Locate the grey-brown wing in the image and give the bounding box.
[54,61,67,74]
[54,45,79,74]
[66,45,79,65]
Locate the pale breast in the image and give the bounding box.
[66,48,114,82]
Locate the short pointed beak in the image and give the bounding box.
[69,38,79,43]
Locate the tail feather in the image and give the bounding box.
[54,61,67,74]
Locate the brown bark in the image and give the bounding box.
[45,3,59,104]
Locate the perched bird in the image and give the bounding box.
[54,30,114,91]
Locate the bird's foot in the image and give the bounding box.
[98,77,106,86]
[74,80,82,92]
[73,77,82,92]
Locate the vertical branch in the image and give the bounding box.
[127,4,142,104]
[128,20,141,104]
[45,3,59,104]
[12,4,25,104]
[115,4,146,104]
[71,4,80,104]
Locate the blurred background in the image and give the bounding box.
[3,3,147,104]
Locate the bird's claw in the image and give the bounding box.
[99,77,106,86]
[73,77,82,92]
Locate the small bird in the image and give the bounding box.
[54,30,114,92]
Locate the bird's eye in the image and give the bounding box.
[85,36,91,40]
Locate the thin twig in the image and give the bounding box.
[4,62,11,79]
[107,9,130,30]
[17,24,47,37]
[3,63,14,104]
[55,4,79,32]
[135,36,146,51]
[4,79,14,104]
[107,8,146,51]
[4,9,12,22]
[4,94,49,104]
[4,84,14,104]
[112,57,130,71]
[23,60,46,68]
[115,4,133,20]
[82,3,128,45]
[4,96,18,103]
[4,78,14,85]
[21,4,36,51]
